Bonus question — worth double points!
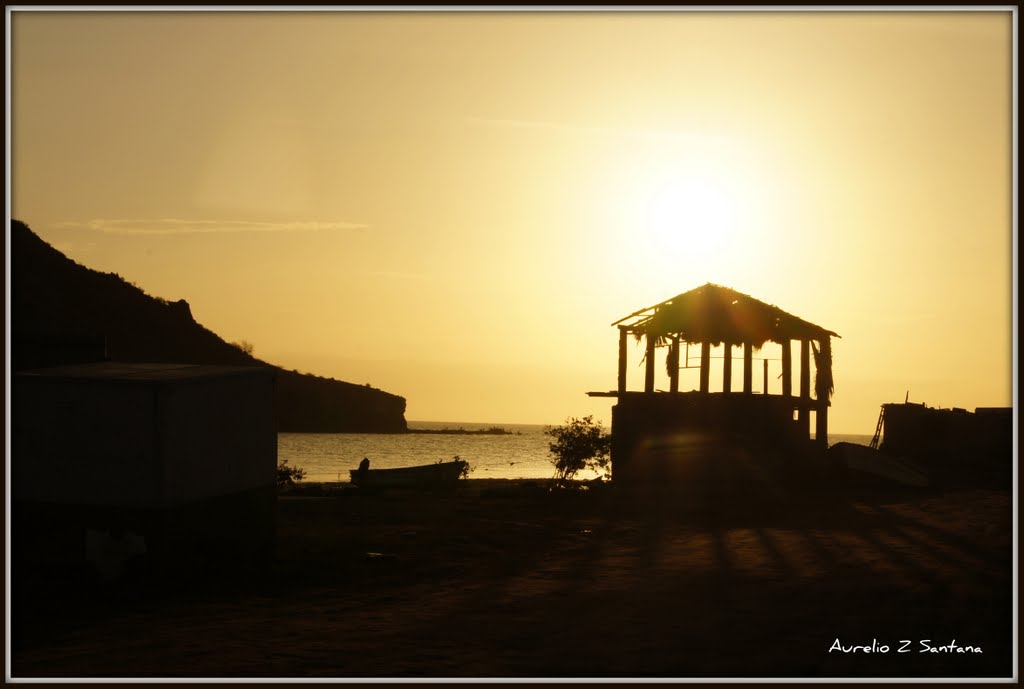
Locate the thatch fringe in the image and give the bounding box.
[665,339,679,378]
[812,339,834,400]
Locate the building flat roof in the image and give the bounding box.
[15,362,274,384]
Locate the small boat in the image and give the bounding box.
[349,459,469,488]
[830,441,929,488]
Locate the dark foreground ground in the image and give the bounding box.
[10,479,1015,680]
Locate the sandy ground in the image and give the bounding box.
[10,478,1015,680]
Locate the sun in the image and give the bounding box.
[642,167,739,259]
[598,133,770,286]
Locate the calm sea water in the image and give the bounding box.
[278,421,874,483]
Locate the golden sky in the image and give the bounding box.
[9,10,1015,432]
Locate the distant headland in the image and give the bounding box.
[406,426,518,436]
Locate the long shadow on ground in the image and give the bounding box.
[11,481,1013,679]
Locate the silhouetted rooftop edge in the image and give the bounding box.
[612,282,839,347]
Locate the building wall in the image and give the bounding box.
[159,373,277,505]
[12,367,277,581]
[611,393,816,483]
[155,372,278,575]
[12,379,160,507]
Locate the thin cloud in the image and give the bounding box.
[362,270,425,280]
[466,116,729,147]
[58,218,370,236]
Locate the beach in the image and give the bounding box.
[11,478,1013,680]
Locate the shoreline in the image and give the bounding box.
[279,476,562,496]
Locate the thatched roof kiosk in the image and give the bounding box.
[588,283,839,482]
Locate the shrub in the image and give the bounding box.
[277,459,306,488]
[231,340,255,355]
[452,455,472,479]
[545,416,611,484]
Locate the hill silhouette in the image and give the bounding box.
[9,219,407,432]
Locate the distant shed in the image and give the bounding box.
[877,402,1013,487]
[12,362,277,581]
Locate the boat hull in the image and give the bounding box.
[830,441,929,488]
[349,460,468,488]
